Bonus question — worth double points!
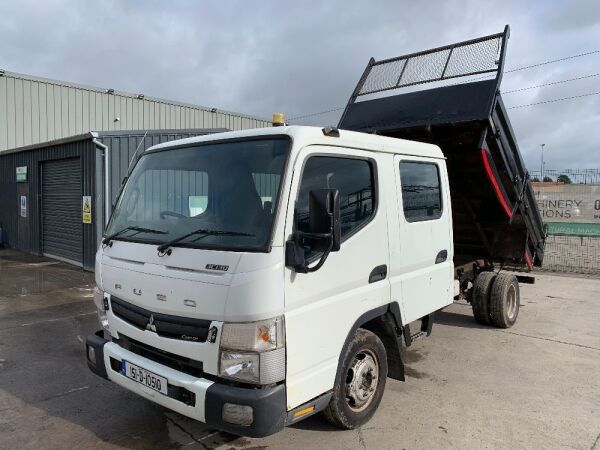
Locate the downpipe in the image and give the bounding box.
[92,135,110,226]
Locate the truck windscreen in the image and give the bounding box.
[105,137,290,252]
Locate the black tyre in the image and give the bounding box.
[471,271,496,325]
[489,273,520,328]
[322,329,388,429]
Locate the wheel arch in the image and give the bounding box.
[335,303,405,383]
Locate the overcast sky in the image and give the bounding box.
[1,0,599,172]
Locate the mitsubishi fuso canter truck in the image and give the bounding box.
[86,26,545,437]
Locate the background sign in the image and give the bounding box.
[533,183,600,223]
[546,222,600,237]
[533,183,600,237]
[82,196,92,224]
[20,195,27,218]
[16,166,27,182]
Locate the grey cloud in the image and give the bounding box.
[1,0,598,171]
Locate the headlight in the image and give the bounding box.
[219,316,285,385]
[220,352,260,383]
[93,286,110,332]
[220,316,284,352]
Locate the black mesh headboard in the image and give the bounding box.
[339,26,510,129]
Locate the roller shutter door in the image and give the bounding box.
[41,158,83,265]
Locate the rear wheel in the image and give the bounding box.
[471,271,496,325]
[489,273,520,328]
[322,329,388,429]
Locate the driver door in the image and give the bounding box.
[283,145,391,409]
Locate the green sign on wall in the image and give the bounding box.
[16,166,27,182]
[546,222,600,237]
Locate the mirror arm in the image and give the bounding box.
[289,190,339,273]
[295,212,335,273]
[304,239,333,273]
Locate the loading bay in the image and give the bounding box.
[0,248,598,450]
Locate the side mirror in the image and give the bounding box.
[285,188,341,273]
[308,189,341,252]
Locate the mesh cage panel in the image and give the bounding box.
[359,59,407,95]
[400,49,451,86]
[357,33,504,96]
[443,37,501,78]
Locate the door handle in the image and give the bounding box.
[435,250,448,264]
[369,265,387,283]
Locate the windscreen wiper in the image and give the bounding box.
[102,226,168,246]
[157,228,255,255]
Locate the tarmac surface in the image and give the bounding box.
[0,248,599,449]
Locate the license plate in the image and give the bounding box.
[122,361,168,395]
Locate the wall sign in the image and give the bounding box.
[82,196,92,224]
[533,184,600,222]
[16,166,27,182]
[533,183,600,236]
[20,195,27,218]
[546,222,600,237]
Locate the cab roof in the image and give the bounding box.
[146,125,444,159]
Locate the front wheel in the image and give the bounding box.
[322,329,388,429]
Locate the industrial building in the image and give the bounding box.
[0,129,231,269]
[0,70,272,269]
[0,70,270,152]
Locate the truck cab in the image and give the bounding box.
[86,125,453,436]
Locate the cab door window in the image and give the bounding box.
[295,156,375,257]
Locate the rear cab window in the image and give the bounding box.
[399,161,443,221]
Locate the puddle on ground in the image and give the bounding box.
[404,366,427,379]
[403,348,429,379]
[404,348,424,363]
[0,253,93,298]
[0,249,94,316]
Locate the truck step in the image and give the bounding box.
[403,312,435,347]
[410,331,427,341]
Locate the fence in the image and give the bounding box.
[542,235,600,274]
[532,177,600,274]
[530,169,600,185]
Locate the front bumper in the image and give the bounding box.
[85,331,286,437]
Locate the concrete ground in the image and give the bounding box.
[0,248,599,450]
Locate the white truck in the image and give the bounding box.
[86,28,545,437]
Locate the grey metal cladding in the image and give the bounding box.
[0,137,97,270]
[0,70,271,152]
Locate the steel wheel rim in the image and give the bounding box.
[507,284,517,319]
[345,348,379,412]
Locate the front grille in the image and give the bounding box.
[110,296,211,342]
[115,334,204,378]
